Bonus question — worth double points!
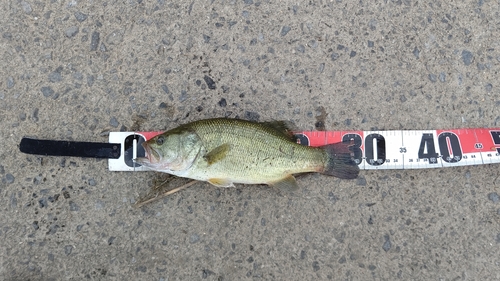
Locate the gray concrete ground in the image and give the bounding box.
[1,0,500,280]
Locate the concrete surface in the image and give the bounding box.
[1,0,500,280]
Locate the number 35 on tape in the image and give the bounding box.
[109,129,500,171]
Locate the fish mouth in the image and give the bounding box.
[138,142,161,164]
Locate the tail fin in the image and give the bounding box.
[320,142,359,179]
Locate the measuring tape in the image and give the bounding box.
[106,128,500,171]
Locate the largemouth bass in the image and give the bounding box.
[135,118,359,191]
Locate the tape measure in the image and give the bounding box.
[294,129,500,170]
[103,128,500,171]
[20,128,500,171]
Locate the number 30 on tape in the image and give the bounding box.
[108,129,500,171]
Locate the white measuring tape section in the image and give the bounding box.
[108,129,500,172]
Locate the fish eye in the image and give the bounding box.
[156,136,165,145]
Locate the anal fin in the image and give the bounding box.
[269,175,299,192]
[208,178,234,187]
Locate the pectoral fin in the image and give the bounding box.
[204,143,230,165]
[208,178,234,187]
[269,175,299,192]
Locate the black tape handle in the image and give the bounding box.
[19,138,121,159]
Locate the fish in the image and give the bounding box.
[135,118,359,191]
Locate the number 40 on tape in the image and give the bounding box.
[108,129,500,172]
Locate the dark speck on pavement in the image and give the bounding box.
[382,235,392,252]
[203,75,216,90]
[462,50,474,66]
[74,11,88,22]
[41,86,54,97]
[488,192,499,203]
[109,117,119,128]
[4,173,15,184]
[280,26,291,36]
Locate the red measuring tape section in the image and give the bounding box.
[295,128,500,170]
[108,129,500,171]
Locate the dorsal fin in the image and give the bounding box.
[259,120,296,141]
